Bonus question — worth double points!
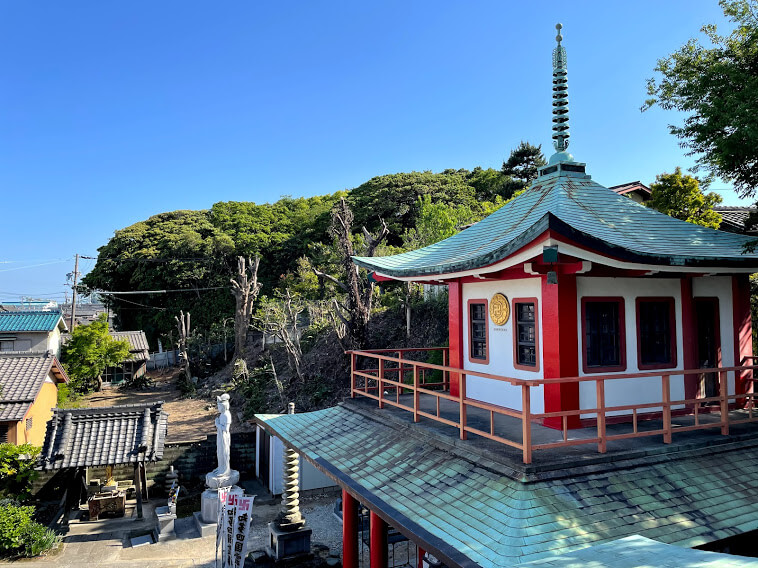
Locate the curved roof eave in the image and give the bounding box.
[354,212,758,280]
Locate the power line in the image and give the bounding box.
[111,296,166,311]
[97,286,226,295]
[0,259,71,272]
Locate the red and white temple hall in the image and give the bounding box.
[256,25,758,568]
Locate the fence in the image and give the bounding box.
[349,349,758,464]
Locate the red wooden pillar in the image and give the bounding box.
[417,546,426,568]
[681,277,699,401]
[342,490,359,568]
[733,274,753,401]
[541,273,580,429]
[369,511,388,568]
[448,279,464,397]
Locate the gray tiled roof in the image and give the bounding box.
[0,352,67,422]
[40,403,168,469]
[353,171,758,278]
[110,331,150,362]
[714,206,758,235]
[258,405,758,568]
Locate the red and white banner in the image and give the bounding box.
[217,489,253,568]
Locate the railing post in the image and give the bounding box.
[378,357,384,409]
[459,373,467,440]
[413,364,420,423]
[720,370,729,436]
[596,379,606,454]
[443,348,449,390]
[662,375,672,444]
[350,352,356,398]
[522,385,532,464]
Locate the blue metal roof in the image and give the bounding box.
[0,311,64,332]
[353,170,758,278]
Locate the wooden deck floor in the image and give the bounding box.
[346,392,758,477]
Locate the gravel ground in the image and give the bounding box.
[248,493,343,554]
[247,492,418,568]
[248,492,418,567]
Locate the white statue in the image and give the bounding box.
[202,393,239,521]
[212,393,232,476]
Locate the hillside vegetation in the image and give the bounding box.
[81,144,546,413]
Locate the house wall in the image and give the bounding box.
[462,277,544,412]
[20,376,59,446]
[1,331,50,354]
[575,276,736,415]
[48,327,62,358]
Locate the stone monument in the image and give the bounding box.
[199,393,240,525]
[267,402,312,561]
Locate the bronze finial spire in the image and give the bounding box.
[551,23,570,155]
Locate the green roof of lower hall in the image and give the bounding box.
[256,405,758,568]
[352,171,758,278]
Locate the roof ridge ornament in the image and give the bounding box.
[549,23,574,165]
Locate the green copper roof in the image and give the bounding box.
[0,311,64,332]
[521,535,758,568]
[352,172,758,278]
[257,405,758,568]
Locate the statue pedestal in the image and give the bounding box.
[205,469,240,490]
[267,522,312,561]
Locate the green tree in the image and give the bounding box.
[643,0,758,196]
[0,444,40,501]
[501,141,547,189]
[646,167,723,228]
[61,314,132,393]
[81,210,235,344]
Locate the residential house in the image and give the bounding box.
[0,310,68,358]
[102,331,150,384]
[257,27,758,568]
[0,351,69,446]
[608,180,651,203]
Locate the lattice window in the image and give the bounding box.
[584,300,624,369]
[515,302,537,367]
[469,302,487,361]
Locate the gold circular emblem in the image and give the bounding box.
[490,293,510,325]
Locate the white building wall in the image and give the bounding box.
[462,278,544,413]
[692,275,736,393]
[576,276,736,415]
[576,277,685,415]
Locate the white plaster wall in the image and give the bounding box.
[693,275,736,393]
[48,327,61,358]
[462,278,544,413]
[576,277,685,415]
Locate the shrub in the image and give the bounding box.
[0,503,34,551]
[0,503,59,557]
[20,522,59,557]
[0,444,40,500]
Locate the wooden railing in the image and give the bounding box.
[348,349,758,464]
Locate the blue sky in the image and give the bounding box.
[0,1,749,302]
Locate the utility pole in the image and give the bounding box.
[69,254,79,330]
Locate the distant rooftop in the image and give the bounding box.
[0,311,66,333]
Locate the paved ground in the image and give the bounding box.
[5,494,347,568]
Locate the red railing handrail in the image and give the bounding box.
[348,349,758,387]
[348,348,758,464]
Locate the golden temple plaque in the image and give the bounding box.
[490,293,510,325]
